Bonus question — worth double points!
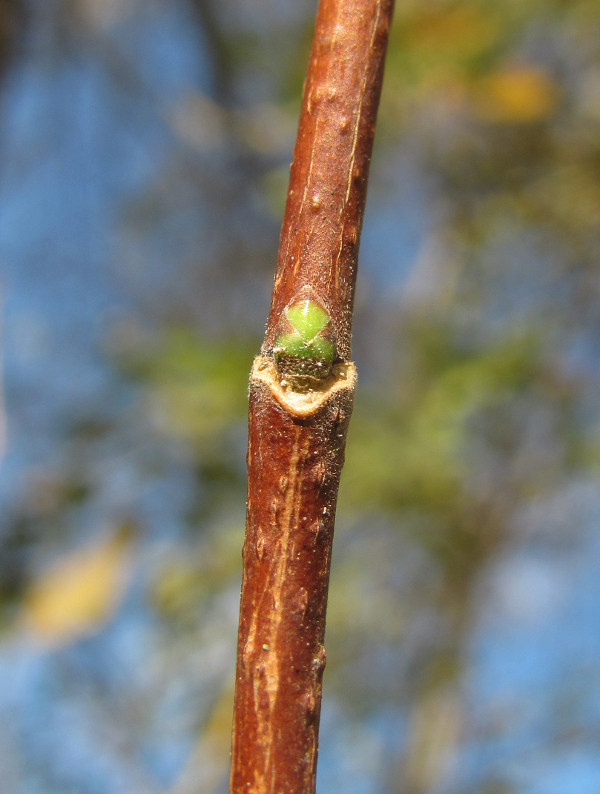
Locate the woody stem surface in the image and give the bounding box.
[229,1,394,792]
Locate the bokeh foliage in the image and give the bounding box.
[2,1,600,792]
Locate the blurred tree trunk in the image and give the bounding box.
[187,0,233,105]
[0,0,25,82]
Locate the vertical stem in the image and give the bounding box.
[230,1,394,792]
[264,0,394,359]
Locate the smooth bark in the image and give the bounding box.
[230,1,394,791]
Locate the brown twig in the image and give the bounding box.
[229,1,394,791]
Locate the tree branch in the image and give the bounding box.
[230,1,394,791]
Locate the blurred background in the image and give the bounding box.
[2,0,600,792]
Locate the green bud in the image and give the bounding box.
[275,332,335,361]
[285,301,330,342]
[273,298,337,390]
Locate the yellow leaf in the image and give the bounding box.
[22,527,133,645]
[406,5,499,58]
[471,66,559,123]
